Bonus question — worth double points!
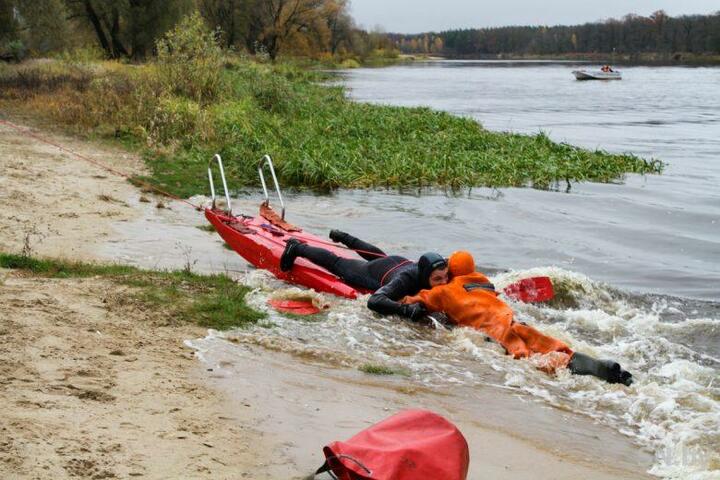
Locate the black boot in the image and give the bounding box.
[329,229,348,243]
[280,238,305,272]
[568,352,633,386]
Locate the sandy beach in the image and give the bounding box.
[0,120,655,479]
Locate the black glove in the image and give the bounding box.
[400,303,427,321]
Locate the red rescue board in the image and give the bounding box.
[205,206,370,299]
[205,206,554,305]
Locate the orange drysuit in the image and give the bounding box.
[403,251,573,372]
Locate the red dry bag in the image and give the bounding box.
[316,409,469,480]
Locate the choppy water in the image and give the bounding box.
[186,264,719,479]
[108,61,720,479]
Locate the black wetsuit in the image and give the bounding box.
[366,261,434,316]
[292,232,410,291]
[293,233,444,319]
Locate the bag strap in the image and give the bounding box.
[315,461,338,479]
[315,454,373,479]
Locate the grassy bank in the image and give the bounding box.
[0,21,662,197]
[0,253,264,330]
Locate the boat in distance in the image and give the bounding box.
[572,69,622,80]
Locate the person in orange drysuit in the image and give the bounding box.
[403,251,633,385]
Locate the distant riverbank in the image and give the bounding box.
[410,52,720,66]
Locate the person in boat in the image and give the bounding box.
[402,251,634,385]
[280,231,449,320]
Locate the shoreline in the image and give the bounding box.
[192,335,654,479]
[395,54,720,66]
[0,119,655,478]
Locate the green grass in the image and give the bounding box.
[0,253,136,277]
[140,61,663,196]
[0,253,264,330]
[0,58,664,197]
[359,363,408,376]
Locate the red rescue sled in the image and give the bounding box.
[205,205,369,299]
[206,154,368,299]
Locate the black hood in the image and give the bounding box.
[417,252,447,289]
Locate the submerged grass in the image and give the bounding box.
[359,364,396,375]
[0,253,264,330]
[0,56,663,197]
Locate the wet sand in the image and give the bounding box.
[0,121,143,259]
[0,119,654,479]
[197,339,654,479]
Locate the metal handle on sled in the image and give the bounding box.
[258,154,286,220]
[208,154,232,214]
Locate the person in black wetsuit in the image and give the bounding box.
[279,230,449,320]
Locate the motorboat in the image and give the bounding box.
[572,69,622,80]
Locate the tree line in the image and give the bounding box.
[0,0,394,61]
[389,11,720,58]
[5,4,717,63]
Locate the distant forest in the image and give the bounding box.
[1,3,718,63]
[0,0,394,61]
[389,11,720,59]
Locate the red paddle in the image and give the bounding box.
[502,276,554,303]
[267,299,321,315]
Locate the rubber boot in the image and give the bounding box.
[568,352,633,386]
[329,229,348,243]
[280,238,305,272]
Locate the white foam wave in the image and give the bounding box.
[184,265,720,479]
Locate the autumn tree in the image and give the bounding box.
[63,0,192,59]
[431,36,443,53]
[14,0,72,52]
[0,0,17,42]
[324,0,353,55]
[197,0,250,49]
[650,10,669,51]
[247,0,344,60]
[398,11,720,58]
[1,0,77,59]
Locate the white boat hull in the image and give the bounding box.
[572,70,622,80]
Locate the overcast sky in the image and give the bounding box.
[350,0,720,33]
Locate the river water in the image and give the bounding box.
[106,61,719,479]
[333,62,719,478]
[342,61,720,301]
